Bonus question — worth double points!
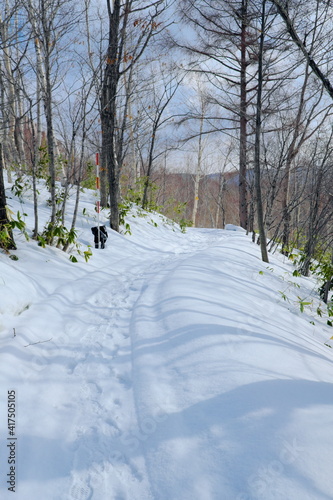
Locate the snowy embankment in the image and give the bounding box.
[0,179,333,500]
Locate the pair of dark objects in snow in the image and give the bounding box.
[91,225,108,249]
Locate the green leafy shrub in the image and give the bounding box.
[11,177,33,201]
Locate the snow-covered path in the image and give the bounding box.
[1,190,333,500]
[61,230,225,500]
[2,220,231,500]
[131,232,333,500]
[65,229,231,500]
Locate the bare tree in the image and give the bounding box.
[24,0,81,232]
[140,61,182,209]
[101,0,170,232]
[253,0,268,262]
[0,0,27,169]
[271,0,333,100]
[299,133,333,276]
[177,0,259,229]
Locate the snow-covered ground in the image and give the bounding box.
[1,177,333,500]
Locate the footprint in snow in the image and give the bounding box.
[69,478,92,500]
[116,373,132,389]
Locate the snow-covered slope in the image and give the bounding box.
[0,178,333,500]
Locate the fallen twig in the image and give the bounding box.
[24,338,53,347]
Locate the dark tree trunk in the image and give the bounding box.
[300,164,324,277]
[101,0,122,232]
[239,0,249,230]
[281,63,310,255]
[40,0,57,227]
[0,143,16,251]
[142,129,157,210]
[254,0,269,263]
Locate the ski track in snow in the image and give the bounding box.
[64,229,229,500]
[10,228,229,500]
[65,268,155,500]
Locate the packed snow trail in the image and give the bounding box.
[130,231,333,500]
[1,197,333,500]
[62,228,229,500]
[1,221,231,500]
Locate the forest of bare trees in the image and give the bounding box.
[0,0,333,286]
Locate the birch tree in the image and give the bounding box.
[24,0,81,233]
[0,0,26,169]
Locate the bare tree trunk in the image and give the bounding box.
[0,143,16,251]
[27,102,40,238]
[101,0,169,229]
[141,67,181,210]
[63,130,87,252]
[142,129,157,210]
[322,251,333,304]
[281,64,311,254]
[25,0,76,230]
[215,172,226,228]
[239,0,248,230]
[0,9,20,167]
[254,0,269,263]
[271,0,333,101]
[300,150,325,276]
[39,29,57,227]
[14,67,26,167]
[101,0,122,232]
[123,52,138,184]
[26,6,57,226]
[192,113,204,226]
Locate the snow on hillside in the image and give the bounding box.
[1,176,333,500]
